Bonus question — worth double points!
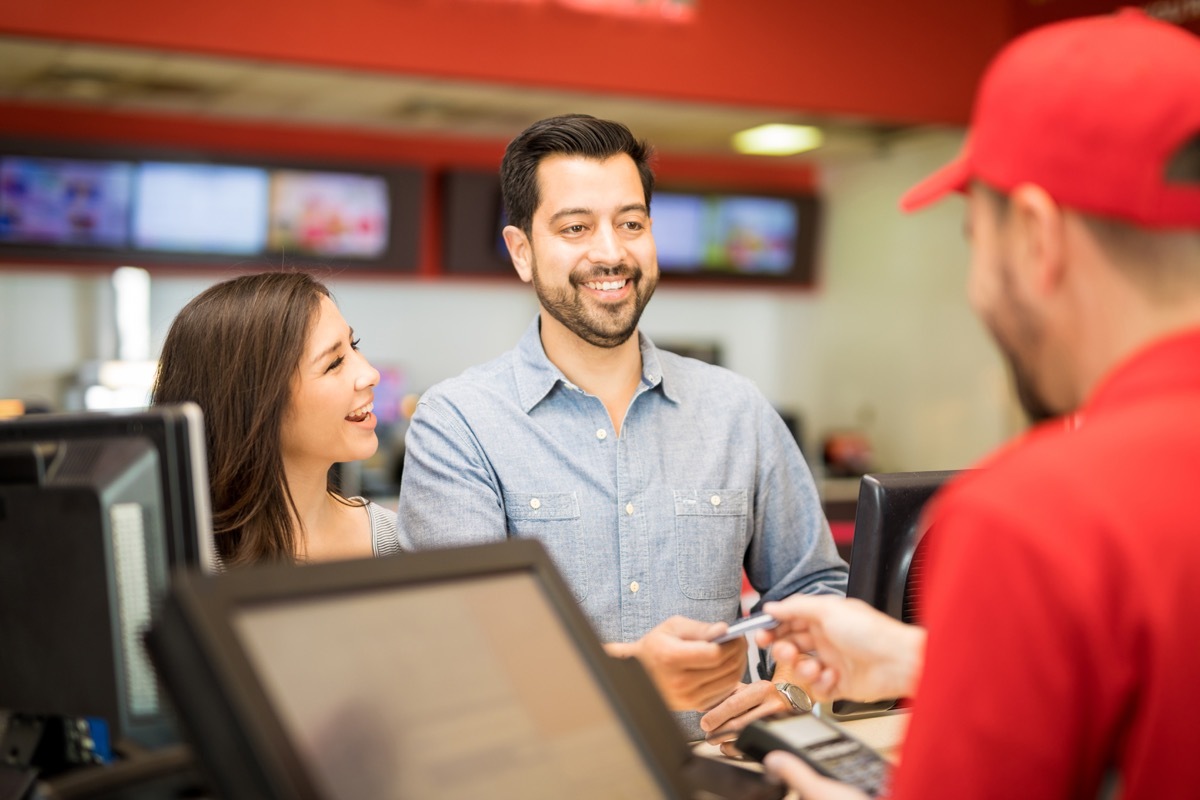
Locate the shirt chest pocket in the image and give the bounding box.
[673,489,749,600]
[503,491,587,602]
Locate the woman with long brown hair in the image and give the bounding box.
[152,271,400,567]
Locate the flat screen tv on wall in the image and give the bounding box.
[0,142,422,274]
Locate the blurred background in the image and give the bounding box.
[2,0,1193,515]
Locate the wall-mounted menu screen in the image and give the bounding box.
[0,156,134,248]
[133,162,270,255]
[653,192,802,276]
[268,170,389,259]
[650,192,705,268]
[0,141,421,274]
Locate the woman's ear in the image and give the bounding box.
[502,225,533,283]
[1009,183,1067,296]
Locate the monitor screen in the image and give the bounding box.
[650,193,705,268]
[267,169,389,259]
[132,162,269,254]
[652,191,801,276]
[706,195,798,273]
[234,572,663,798]
[0,155,133,248]
[146,541,698,800]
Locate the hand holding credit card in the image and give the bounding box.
[710,612,779,644]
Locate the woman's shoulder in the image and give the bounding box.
[351,497,402,556]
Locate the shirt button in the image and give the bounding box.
[710,494,721,506]
[630,581,640,593]
[625,502,634,515]
[530,498,541,510]
[596,429,607,440]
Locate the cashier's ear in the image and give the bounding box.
[503,225,533,284]
[1008,183,1067,297]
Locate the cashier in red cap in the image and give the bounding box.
[752,9,1200,800]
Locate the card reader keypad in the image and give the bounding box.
[808,738,889,797]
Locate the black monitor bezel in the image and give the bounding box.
[0,435,171,745]
[0,403,215,571]
[847,469,958,623]
[829,469,958,721]
[147,539,695,800]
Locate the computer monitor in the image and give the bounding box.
[0,403,214,752]
[146,539,783,800]
[828,469,958,721]
[0,403,214,571]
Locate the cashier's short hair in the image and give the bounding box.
[500,113,655,237]
[976,137,1200,300]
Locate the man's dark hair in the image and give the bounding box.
[1165,133,1200,185]
[500,114,655,236]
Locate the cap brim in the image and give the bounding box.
[899,154,971,212]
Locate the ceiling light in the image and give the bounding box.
[731,124,823,156]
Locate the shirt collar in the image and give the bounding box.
[1083,327,1200,417]
[638,330,680,404]
[513,316,562,413]
[512,315,680,413]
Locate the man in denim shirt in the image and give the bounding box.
[398,114,847,740]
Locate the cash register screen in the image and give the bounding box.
[230,572,663,799]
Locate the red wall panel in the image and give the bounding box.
[0,0,1011,125]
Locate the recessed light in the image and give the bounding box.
[732,124,823,156]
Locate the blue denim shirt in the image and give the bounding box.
[398,318,847,734]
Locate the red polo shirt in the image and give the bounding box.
[891,328,1200,799]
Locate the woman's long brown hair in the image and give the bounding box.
[152,271,342,566]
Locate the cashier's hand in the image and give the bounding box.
[757,596,925,704]
[698,679,795,756]
[763,751,870,800]
[605,616,746,712]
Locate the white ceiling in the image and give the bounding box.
[0,34,917,163]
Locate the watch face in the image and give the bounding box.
[778,683,812,712]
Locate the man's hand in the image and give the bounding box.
[762,752,871,800]
[697,679,794,756]
[605,616,746,711]
[757,596,926,703]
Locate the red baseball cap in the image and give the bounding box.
[901,9,1200,228]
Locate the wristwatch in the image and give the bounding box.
[774,681,813,713]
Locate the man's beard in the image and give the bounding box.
[1005,354,1060,425]
[530,255,658,349]
[988,258,1061,425]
